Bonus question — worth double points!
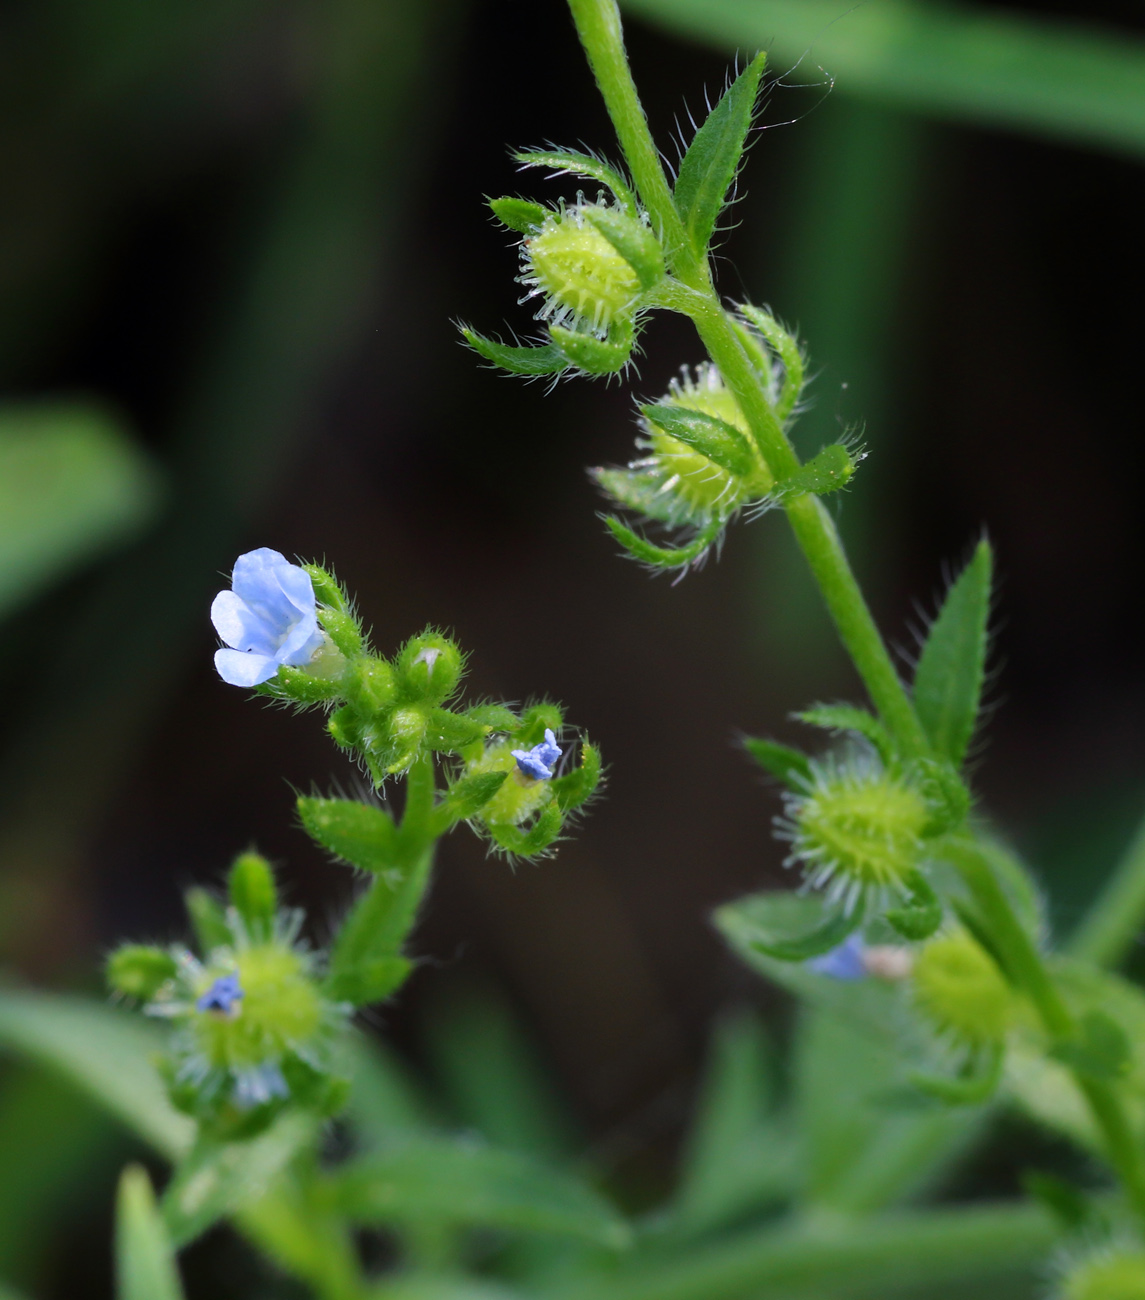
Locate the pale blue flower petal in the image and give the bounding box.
[212,548,323,687]
[211,590,278,655]
[807,933,866,981]
[512,728,562,781]
[215,647,280,687]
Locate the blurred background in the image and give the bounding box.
[2,0,1145,1293]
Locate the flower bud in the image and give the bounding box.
[228,852,277,942]
[397,632,463,705]
[912,928,1012,1048]
[107,945,178,1001]
[465,739,555,828]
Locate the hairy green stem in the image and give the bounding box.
[1067,801,1145,968]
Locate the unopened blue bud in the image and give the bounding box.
[211,548,325,687]
[512,729,561,781]
[196,972,244,1016]
[807,933,866,981]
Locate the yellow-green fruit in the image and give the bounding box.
[646,365,772,512]
[466,741,552,827]
[195,944,322,1070]
[1062,1251,1145,1300]
[524,208,641,332]
[913,929,1012,1046]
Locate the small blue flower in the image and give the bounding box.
[806,933,866,981]
[511,728,562,781]
[197,972,244,1015]
[211,548,325,687]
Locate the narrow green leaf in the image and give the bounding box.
[604,516,722,569]
[184,887,231,955]
[514,148,637,214]
[461,327,568,377]
[297,796,397,873]
[116,1166,185,1300]
[334,1137,629,1247]
[716,890,864,962]
[552,740,602,812]
[582,207,664,289]
[0,990,193,1159]
[775,444,857,499]
[738,303,805,419]
[549,321,633,375]
[742,737,812,788]
[641,403,755,477]
[797,704,895,764]
[162,1113,318,1247]
[673,52,766,255]
[913,540,993,766]
[488,197,547,233]
[432,771,508,833]
[426,708,486,752]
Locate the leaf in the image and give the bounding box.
[715,890,864,962]
[0,990,193,1160]
[116,1166,185,1300]
[488,803,563,857]
[884,869,943,941]
[797,704,895,764]
[461,328,568,377]
[488,197,547,233]
[913,540,993,766]
[549,321,633,375]
[333,1136,629,1247]
[426,708,486,752]
[432,771,508,833]
[738,303,804,419]
[297,796,398,873]
[742,737,812,787]
[604,516,722,569]
[184,887,231,955]
[552,740,602,812]
[641,403,756,478]
[162,1112,318,1247]
[775,444,857,499]
[673,53,766,255]
[582,206,664,289]
[0,402,162,619]
[1049,1010,1131,1082]
[513,148,636,214]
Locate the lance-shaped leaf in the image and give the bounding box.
[604,516,723,569]
[514,148,637,215]
[717,890,865,963]
[742,736,813,788]
[582,206,664,290]
[739,303,805,419]
[641,403,756,478]
[465,703,519,732]
[775,444,858,499]
[550,320,633,375]
[797,703,896,765]
[914,540,993,766]
[674,53,766,256]
[297,796,397,873]
[885,869,943,941]
[116,1166,185,1300]
[488,197,547,234]
[426,708,486,753]
[332,1136,629,1247]
[461,327,568,377]
[432,771,508,834]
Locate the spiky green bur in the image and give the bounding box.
[522,205,641,334]
[913,929,1012,1047]
[781,761,929,911]
[1061,1250,1145,1300]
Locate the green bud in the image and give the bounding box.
[272,663,343,704]
[107,945,177,1001]
[913,928,1012,1047]
[380,706,428,774]
[581,205,664,291]
[228,852,278,941]
[347,656,397,713]
[397,632,463,705]
[516,702,563,745]
[318,607,363,657]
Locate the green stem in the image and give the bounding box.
[1067,801,1145,968]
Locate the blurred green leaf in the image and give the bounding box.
[714,890,863,961]
[0,403,161,618]
[116,1165,185,1300]
[345,1032,439,1147]
[334,1136,629,1247]
[0,989,193,1159]
[622,0,1145,158]
[162,1112,318,1247]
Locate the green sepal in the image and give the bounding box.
[268,664,343,704]
[673,52,766,256]
[488,196,547,233]
[914,540,993,768]
[1050,1010,1131,1082]
[552,740,602,812]
[604,515,723,569]
[227,851,277,941]
[317,607,362,657]
[513,147,637,215]
[739,304,804,420]
[516,702,564,745]
[432,771,509,833]
[116,1165,185,1300]
[742,737,812,788]
[582,206,664,290]
[776,444,857,499]
[884,869,943,941]
[425,708,485,752]
[297,796,398,873]
[106,945,178,1001]
[797,704,895,766]
[728,889,865,962]
[303,563,350,612]
[641,403,755,478]
[184,887,230,956]
[910,1043,1003,1106]
[488,802,563,857]
[327,704,362,749]
[465,703,519,732]
[592,464,700,526]
[381,706,428,774]
[549,318,633,375]
[914,756,971,837]
[461,326,569,376]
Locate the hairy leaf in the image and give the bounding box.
[488,197,547,233]
[549,321,633,375]
[461,327,568,376]
[582,206,664,289]
[776,444,857,499]
[742,736,813,788]
[641,403,756,477]
[514,148,636,214]
[297,796,397,873]
[604,516,722,569]
[797,704,895,764]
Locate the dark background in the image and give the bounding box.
[2,0,1144,1292]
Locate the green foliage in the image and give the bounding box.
[742,736,813,787]
[640,403,756,478]
[775,443,859,499]
[227,852,278,941]
[298,796,399,872]
[461,328,569,377]
[489,197,547,233]
[715,890,864,962]
[514,148,637,214]
[116,1166,185,1300]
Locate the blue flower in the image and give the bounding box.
[807,933,866,981]
[511,728,562,781]
[211,548,325,687]
[197,972,244,1015]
